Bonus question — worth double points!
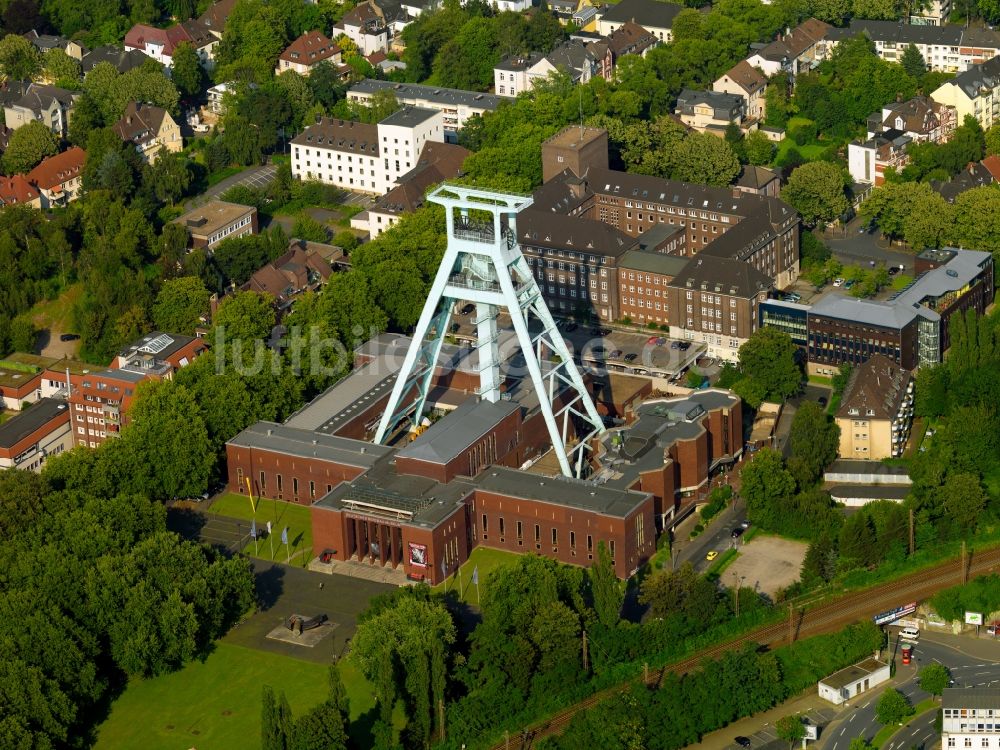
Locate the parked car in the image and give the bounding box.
[735,737,752,749]
[450,322,461,333]
[624,353,638,363]
[670,341,680,350]
[818,396,828,407]
[900,626,920,641]
[459,303,475,315]
[648,336,660,345]
[888,266,900,276]
[609,349,623,359]
[731,527,744,539]
[844,280,856,289]
[987,621,1000,636]
[319,549,336,563]
[706,550,719,561]
[785,292,802,302]
[740,519,751,529]
[60,333,80,341]
[678,342,691,351]
[833,278,845,287]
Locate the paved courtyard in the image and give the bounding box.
[726,535,809,599]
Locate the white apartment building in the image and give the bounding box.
[291,107,444,195]
[347,80,501,141]
[943,688,1000,750]
[825,20,1000,73]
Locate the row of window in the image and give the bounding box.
[208,216,253,246]
[947,737,1000,747]
[480,515,615,558]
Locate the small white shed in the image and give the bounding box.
[818,657,891,705]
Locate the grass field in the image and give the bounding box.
[433,546,522,605]
[774,138,827,165]
[94,643,336,750]
[871,698,937,748]
[891,274,914,291]
[209,493,314,566]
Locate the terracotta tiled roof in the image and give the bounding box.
[25,147,86,190]
[836,353,911,421]
[124,19,215,57]
[980,154,1000,181]
[279,31,341,65]
[606,21,657,58]
[198,0,238,32]
[0,174,39,205]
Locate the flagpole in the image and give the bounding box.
[245,476,255,513]
[267,521,274,560]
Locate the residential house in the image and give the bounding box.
[597,0,682,44]
[0,398,72,472]
[198,0,238,39]
[549,0,579,23]
[276,31,342,76]
[604,21,659,63]
[3,83,79,137]
[241,241,339,310]
[171,200,258,249]
[23,30,85,60]
[124,19,219,69]
[207,82,232,114]
[675,89,746,134]
[0,124,11,154]
[494,41,599,98]
[931,159,997,202]
[746,18,831,77]
[112,101,182,162]
[291,106,444,195]
[714,60,768,123]
[347,80,501,141]
[366,141,470,236]
[25,146,85,208]
[868,95,957,144]
[931,56,1000,130]
[733,165,780,197]
[334,0,410,56]
[835,353,913,460]
[574,5,600,30]
[848,132,911,185]
[825,20,1000,73]
[0,175,40,208]
[910,0,951,25]
[81,46,151,74]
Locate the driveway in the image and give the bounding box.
[823,218,913,272]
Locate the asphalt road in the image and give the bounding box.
[824,630,1000,750]
[184,163,278,210]
[823,217,914,272]
[676,497,748,573]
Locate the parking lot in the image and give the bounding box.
[722,707,838,750]
[725,535,809,599]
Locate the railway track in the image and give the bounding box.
[488,543,1000,749]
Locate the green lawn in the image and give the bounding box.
[774,138,827,165]
[94,643,337,750]
[891,274,914,291]
[209,493,314,567]
[433,546,523,605]
[872,699,938,748]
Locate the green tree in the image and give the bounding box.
[939,472,988,533]
[876,688,912,725]
[211,290,276,342]
[788,402,840,487]
[802,534,838,584]
[152,277,211,335]
[262,685,288,750]
[0,33,41,81]
[775,715,806,749]
[147,148,192,206]
[900,44,927,77]
[734,328,802,408]
[849,739,874,750]
[42,48,81,87]
[2,120,58,174]
[852,0,902,18]
[764,75,791,128]
[811,0,853,22]
[839,511,877,568]
[8,314,36,353]
[987,123,1000,156]
[781,162,849,226]
[741,447,799,525]
[589,541,623,628]
[170,41,205,98]
[919,663,951,698]
[672,132,741,186]
[745,130,776,165]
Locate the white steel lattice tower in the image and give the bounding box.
[373,184,605,478]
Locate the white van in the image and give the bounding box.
[900,626,920,641]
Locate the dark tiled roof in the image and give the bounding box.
[600,0,682,29]
[669,252,773,298]
[517,210,638,258]
[836,353,911,421]
[292,117,380,156]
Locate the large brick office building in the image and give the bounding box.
[225,334,741,582]
[520,126,800,359]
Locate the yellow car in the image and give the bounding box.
[706,550,719,561]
